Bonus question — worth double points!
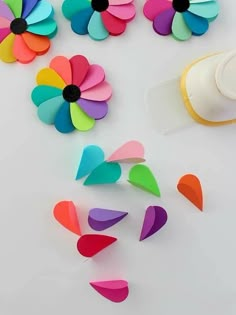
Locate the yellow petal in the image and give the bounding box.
[36,68,66,89]
[70,102,95,131]
[0,33,16,63]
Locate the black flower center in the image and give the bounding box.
[10,18,27,35]
[172,0,190,13]
[63,85,81,103]
[91,0,109,12]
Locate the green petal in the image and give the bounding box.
[27,18,57,36]
[62,0,91,19]
[70,102,95,131]
[88,11,109,41]
[172,12,192,41]
[4,0,22,18]
[31,85,62,107]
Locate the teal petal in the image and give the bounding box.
[83,162,122,185]
[71,7,93,35]
[48,26,58,39]
[54,102,75,133]
[27,18,57,36]
[188,1,219,19]
[183,11,208,35]
[172,12,192,41]
[31,85,62,107]
[38,95,64,125]
[26,0,53,25]
[62,0,91,19]
[88,11,109,41]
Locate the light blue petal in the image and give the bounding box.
[88,11,109,41]
[27,18,57,36]
[38,95,64,125]
[31,85,62,107]
[54,102,75,133]
[26,0,53,25]
[71,7,93,35]
[183,11,208,35]
[62,0,91,19]
[188,1,219,19]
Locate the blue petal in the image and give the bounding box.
[26,0,53,25]
[55,102,75,133]
[183,11,208,35]
[62,0,91,20]
[22,0,40,18]
[71,7,93,35]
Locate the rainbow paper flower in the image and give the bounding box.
[0,0,57,63]
[143,0,219,41]
[62,0,136,41]
[31,55,112,133]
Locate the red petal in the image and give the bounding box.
[101,11,126,35]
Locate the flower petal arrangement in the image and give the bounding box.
[143,0,219,41]
[62,0,136,41]
[31,55,112,133]
[0,0,57,63]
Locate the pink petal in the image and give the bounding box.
[70,55,90,87]
[0,17,10,28]
[143,0,172,21]
[107,4,135,20]
[0,27,11,43]
[80,64,105,92]
[0,1,14,20]
[108,0,133,5]
[50,56,72,85]
[81,81,112,101]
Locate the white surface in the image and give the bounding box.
[1,0,236,314]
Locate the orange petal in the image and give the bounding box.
[50,56,72,85]
[177,174,203,211]
[13,35,36,64]
[22,32,50,53]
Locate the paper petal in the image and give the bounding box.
[78,99,108,120]
[54,101,75,133]
[0,17,10,28]
[172,12,192,41]
[88,208,128,231]
[70,55,90,87]
[90,280,129,303]
[77,234,117,257]
[80,64,105,92]
[22,32,50,53]
[128,164,160,197]
[183,11,209,35]
[36,68,66,89]
[70,102,95,131]
[153,8,175,35]
[26,0,53,25]
[109,0,133,5]
[188,1,219,19]
[88,11,109,41]
[75,145,105,180]
[177,174,203,210]
[53,200,81,235]
[84,162,121,185]
[22,0,40,19]
[140,206,168,241]
[37,95,64,124]
[62,0,91,19]
[107,4,135,20]
[4,0,22,18]
[27,18,57,36]
[13,34,36,63]
[101,11,126,35]
[0,28,11,43]
[0,33,16,63]
[107,140,145,163]
[143,0,172,21]
[0,1,15,20]
[71,7,93,35]
[50,56,72,85]
[81,81,112,101]
[31,85,62,106]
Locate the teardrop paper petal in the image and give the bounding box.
[177,174,203,210]
[107,140,145,163]
[77,234,117,257]
[84,162,121,186]
[140,206,168,241]
[53,200,81,235]
[90,280,129,303]
[128,165,160,197]
[88,208,128,231]
[76,145,105,180]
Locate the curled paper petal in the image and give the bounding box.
[84,162,122,186]
[80,64,105,92]
[140,206,168,241]
[107,140,145,163]
[81,81,112,101]
[90,280,129,303]
[70,54,90,87]
[78,99,108,120]
[26,0,53,25]
[77,234,117,257]
[49,56,72,85]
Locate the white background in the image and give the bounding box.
[1,0,236,314]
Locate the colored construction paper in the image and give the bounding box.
[177,174,203,211]
[107,140,145,163]
[128,165,160,197]
[76,145,105,180]
[77,234,117,257]
[53,200,81,235]
[88,208,128,231]
[90,280,129,303]
[140,206,168,241]
[83,162,121,185]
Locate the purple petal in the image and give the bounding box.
[77,99,108,120]
[0,1,14,20]
[22,0,40,18]
[153,8,175,35]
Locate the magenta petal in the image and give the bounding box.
[0,1,14,20]
[77,99,108,120]
[153,8,175,35]
[0,28,11,43]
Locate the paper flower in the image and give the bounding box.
[31,55,112,133]
[62,0,136,41]
[143,0,219,41]
[0,0,57,63]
